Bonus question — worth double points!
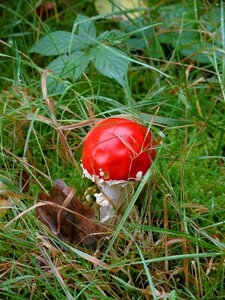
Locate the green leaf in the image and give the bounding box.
[45,55,70,94]
[69,51,91,80]
[159,29,221,63]
[92,45,129,86]
[120,17,157,51]
[30,31,71,56]
[30,31,89,56]
[46,51,91,94]
[158,4,194,25]
[47,51,90,79]
[97,29,126,45]
[47,54,68,76]
[180,42,214,64]
[73,14,96,45]
[159,31,198,47]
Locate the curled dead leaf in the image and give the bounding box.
[37,179,110,249]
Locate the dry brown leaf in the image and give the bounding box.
[37,179,110,248]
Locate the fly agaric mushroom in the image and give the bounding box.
[81,117,156,222]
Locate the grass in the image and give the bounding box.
[0,0,225,299]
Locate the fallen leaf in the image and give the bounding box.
[37,179,110,248]
[95,0,146,21]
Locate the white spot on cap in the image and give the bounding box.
[85,195,91,202]
[99,169,104,177]
[81,163,128,186]
[136,171,143,180]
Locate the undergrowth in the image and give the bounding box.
[0,1,224,299]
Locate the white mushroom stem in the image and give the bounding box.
[82,165,143,223]
[94,183,125,222]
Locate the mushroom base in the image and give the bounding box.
[81,165,137,222]
[94,181,132,222]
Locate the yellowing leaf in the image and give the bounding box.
[95,0,146,20]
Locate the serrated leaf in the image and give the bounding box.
[120,16,154,39]
[159,31,198,47]
[30,31,89,56]
[97,29,125,45]
[47,52,90,79]
[45,55,68,94]
[46,51,91,94]
[69,51,91,80]
[30,31,71,56]
[182,42,222,64]
[92,45,129,86]
[73,14,96,44]
[73,15,96,48]
[47,54,68,75]
[159,4,194,25]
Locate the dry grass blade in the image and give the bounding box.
[40,246,74,300]
[58,119,98,131]
[41,70,77,165]
[1,2,224,299]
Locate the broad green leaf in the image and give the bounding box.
[30,31,72,56]
[159,31,198,47]
[30,31,88,56]
[92,45,129,86]
[97,29,126,45]
[47,54,68,76]
[73,14,96,47]
[46,55,70,94]
[126,37,147,49]
[158,4,194,25]
[120,16,153,40]
[159,29,221,63]
[127,36,163,57]
[47,51,90,79]
[75,14,96,38]
[180,42,214,64]
[200,8,223,47]
[46,51,91,94]
[69,51,91,80]
[120,17,160,52]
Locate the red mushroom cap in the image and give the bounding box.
[81,118,156,181]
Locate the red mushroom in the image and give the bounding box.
[81,117,156,222]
